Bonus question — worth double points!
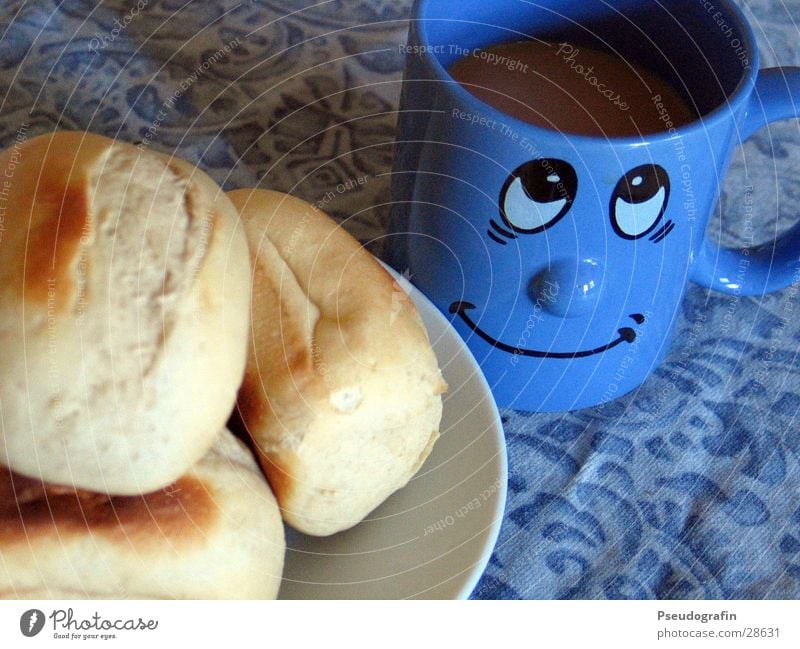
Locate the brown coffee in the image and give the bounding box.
[448,40,697,137]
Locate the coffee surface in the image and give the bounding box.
[448,40,697,137]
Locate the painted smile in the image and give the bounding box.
[448,301,645,359]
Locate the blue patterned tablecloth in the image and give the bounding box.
[2,0,799,599]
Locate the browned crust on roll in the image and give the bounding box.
[24,184,91,309]
[0,469,216,547]
[0,132,106,310]
[0,431,286,599]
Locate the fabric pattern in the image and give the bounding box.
[1,0,798,599]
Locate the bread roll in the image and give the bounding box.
[0,429,285,599]
[228,189,446,536]
[0,131,251,494]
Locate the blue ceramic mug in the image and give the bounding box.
[387,0,800,411]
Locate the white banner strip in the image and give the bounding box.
[0,600,797,648]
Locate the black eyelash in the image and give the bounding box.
[490,219,517,239]
[649,219,675,243]
[487,230,507,245]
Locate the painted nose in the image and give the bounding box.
[530,258,603,318]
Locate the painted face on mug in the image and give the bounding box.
[449,158,672,358]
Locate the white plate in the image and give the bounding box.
[278,266,507,599]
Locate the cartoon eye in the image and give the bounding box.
[499,158,577,234]
[610,164,670,239]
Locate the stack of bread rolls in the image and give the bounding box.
[0,130,445,599]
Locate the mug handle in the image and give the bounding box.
[691,67,800,296]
